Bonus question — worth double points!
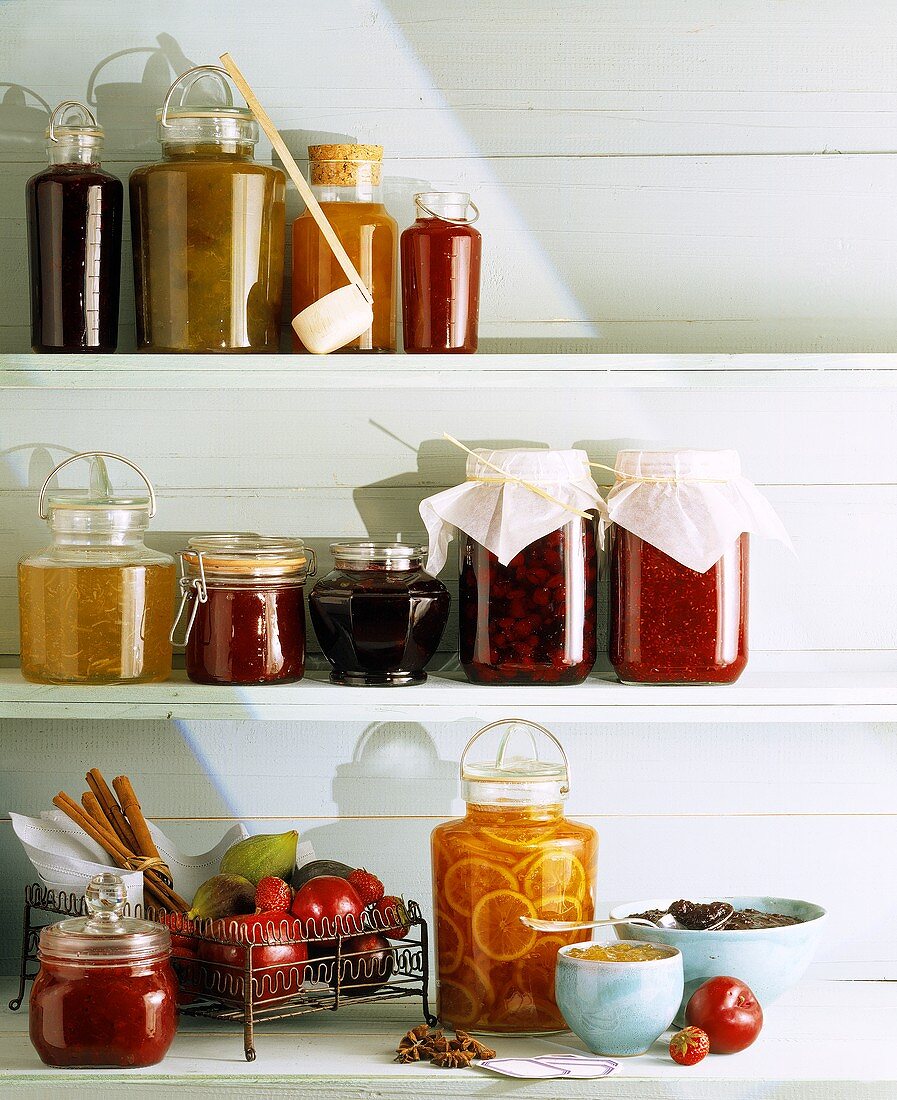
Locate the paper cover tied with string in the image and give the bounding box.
[420,441,606,574]
[602,449,793,573]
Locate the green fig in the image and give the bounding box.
[219,829,299,886]
[188,873,256,920]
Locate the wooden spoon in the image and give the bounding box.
[219,52,374,354]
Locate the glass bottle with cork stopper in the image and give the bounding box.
[17,451,175,684]
[431,719,597,1034]
[26,101,123,352]
[292,144,397,352]
[29,872,178,1067]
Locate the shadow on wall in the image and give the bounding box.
[299,721,457,871]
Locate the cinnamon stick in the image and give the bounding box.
[54,792,188,913]
[113,775,162,861]
[86,768,139,851]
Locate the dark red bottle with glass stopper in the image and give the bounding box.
[26,101,122,352]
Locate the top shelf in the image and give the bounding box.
[4,353,897,391]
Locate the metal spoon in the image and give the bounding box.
[520,915,676,934]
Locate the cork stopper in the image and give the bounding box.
[309,143,383,186]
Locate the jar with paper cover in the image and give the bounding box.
[431,719,597,1034]
[606,449,792,684]
[420,446,604,685]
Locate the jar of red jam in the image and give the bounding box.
[420,447,604,686]
[174,535,315,685]
[605,449,791,685]
[309,542,450,686]
[30,873,178,1068]
[400,192,481,353]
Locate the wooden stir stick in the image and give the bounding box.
[219,52,375,354]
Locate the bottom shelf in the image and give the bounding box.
[0,974,894,1097]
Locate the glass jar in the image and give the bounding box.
[309,542,450,686]
[26,101,123,352]
[174,535,315,685]
[460,519,598,685]
[129,66,286,352]
[400,192,481,353]
[610,529,749,684]
[292,143,397,352]
[30,873,178,1068]
[431,720,597,1034]
[18,452,174,684]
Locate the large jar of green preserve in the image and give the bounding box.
[129,65,285,353]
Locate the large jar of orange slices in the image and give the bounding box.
[431,720,597,1034]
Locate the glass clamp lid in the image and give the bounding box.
[45,100,103,147]
[158,64,257,145]
[330,541,426,570]
[413,191,480,225]
[39,873,170,962]
[460,719,570,805]
[38,451,156,521]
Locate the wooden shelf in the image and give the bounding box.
[4,352,897,391]
[1,658,894,723]
[0,976,893,1097]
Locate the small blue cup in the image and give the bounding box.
[555,941,684,1057]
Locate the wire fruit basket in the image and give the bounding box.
[12,883,435,1061]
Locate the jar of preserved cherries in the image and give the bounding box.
[400,192,481,353]
[432,720,597,1034]
[130,66,285,353]
[30,873,178,1068]
[18,452,174,684]
[606,449,791,684]
[174,535,315,685]
[309,542,450,686]
[420,447,604,685]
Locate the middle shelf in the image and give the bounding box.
[1,662,894,724]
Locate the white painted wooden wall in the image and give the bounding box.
[0,1,894,983]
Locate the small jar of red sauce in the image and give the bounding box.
[605,449,791,684]
[30,873,178,1068]
[400,192,481,353]
[174,535,315,685]
[309,541,450,685]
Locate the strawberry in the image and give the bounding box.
[368,894,410,939]
[669,1026,710,1066]
[347,868,385,907]
[254,876,293,912]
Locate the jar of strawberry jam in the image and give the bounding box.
[431,720,597,1034]
[420,447,604,686]
[173,535,315,685]
[30,873,178,1068]
[309,542,450,685]
[605,449,792,684]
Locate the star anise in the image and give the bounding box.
[431,1048,475,1069]
[453,1030,496,1059]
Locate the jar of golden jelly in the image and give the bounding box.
[18,452,174,684]
[173,535,315,685]
[130,65,286,352]
[431,720,597,1034]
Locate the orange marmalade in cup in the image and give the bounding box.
[431,720,597,1034]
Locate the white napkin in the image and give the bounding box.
[420,448,605,574]
[11,810,247,909]
[604,449,793,573]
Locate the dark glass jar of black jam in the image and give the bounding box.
[26,102,122,353]
[309,542,450,686]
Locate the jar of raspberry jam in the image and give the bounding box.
[173,535,315,685]
[30,873,178,1068]
[605,449,790,685]
[309,542,450,686]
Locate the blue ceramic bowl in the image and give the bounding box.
[608,896,827,1019]
[555,941,683,1057]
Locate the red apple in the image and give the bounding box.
[198,913,308,1004]
[686,976,763,1054]
[291,875,365,944]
